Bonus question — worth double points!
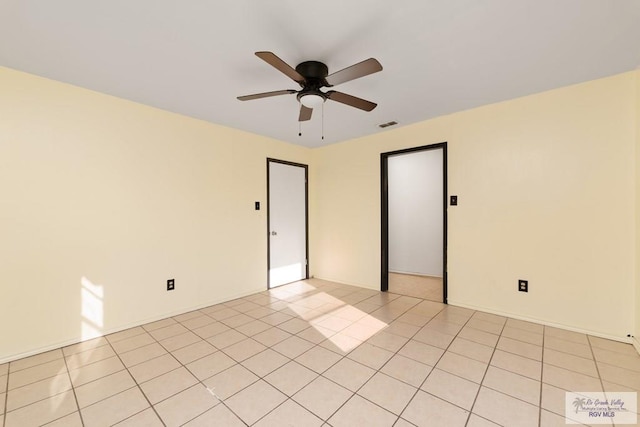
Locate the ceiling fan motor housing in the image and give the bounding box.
[295,61,329,83]
[295,61,329,104]
[296,61,329,89]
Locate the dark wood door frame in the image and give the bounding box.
[380,142,448,303]
[266,158,310,289]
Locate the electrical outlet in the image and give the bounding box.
[518,279,528,292]
[167,279,175,291]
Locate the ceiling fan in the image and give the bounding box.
[237,51,383,122]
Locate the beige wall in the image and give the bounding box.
[0,67,310,362]
[312,72,637,340]
[2,66,638,362]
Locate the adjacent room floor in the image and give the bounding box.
[388,273,443,302]
[1,278,638,426]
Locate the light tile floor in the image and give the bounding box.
[388,273,443,303]
[2,278,639,426]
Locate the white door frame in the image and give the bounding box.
[267,158,309,289]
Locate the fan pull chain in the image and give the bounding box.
[299,121,302,137]
[321,102,324,140]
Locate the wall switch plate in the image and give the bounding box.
[167,279,175,291]
[450,195,458,206]
[255,201,260,210]
[518,279,528,292]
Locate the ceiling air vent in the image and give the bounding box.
[378,121,398,128]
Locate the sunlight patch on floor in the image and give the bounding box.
[274,284,388,352]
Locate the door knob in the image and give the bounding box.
[271,231,277,236]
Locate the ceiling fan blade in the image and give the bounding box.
[299,105,312,121]
[237,89,297,101]
[255,51,306,85]
[325,58,382,87]
[326,91,377,111]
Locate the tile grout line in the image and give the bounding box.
[587,334,615,427]
[216,402,250,427]
[60,348,86,426]
[392,415,419,427]
[462,314,506,427]
[3,355,68,394]
[233,291,438,425]
[236,284,369,425]
[348,297,476,424]
[480,334,546,364]
[102,334,168,427]
[175,293,312,426]
[248,394,316,426]
[6,292,419,422]
[539,330,607,423]
[197,309,310,426]
[319,296,446,423]
[7,281,639,426]
[2,366,7,427]
[140,321,262,426]
[3,354,74,417]
[538,325,546,427]
[391,305,469,424]
[466,320,554,418]
[2,285,387,426]
[201,327,329,421]
[156,295,294,418]
[266,315,405,422]
[4,351,62,375]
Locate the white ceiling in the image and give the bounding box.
[2,1,640,148]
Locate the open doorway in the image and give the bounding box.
[380,143,447,303]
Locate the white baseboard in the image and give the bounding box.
[311,275,378,291]
[0,287,266,365]
[8,284,635,364]
[448,299,632,345]
[389,270,443,279]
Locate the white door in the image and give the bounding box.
[268,160,307,288]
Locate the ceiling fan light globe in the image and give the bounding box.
[300,94,324,109]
